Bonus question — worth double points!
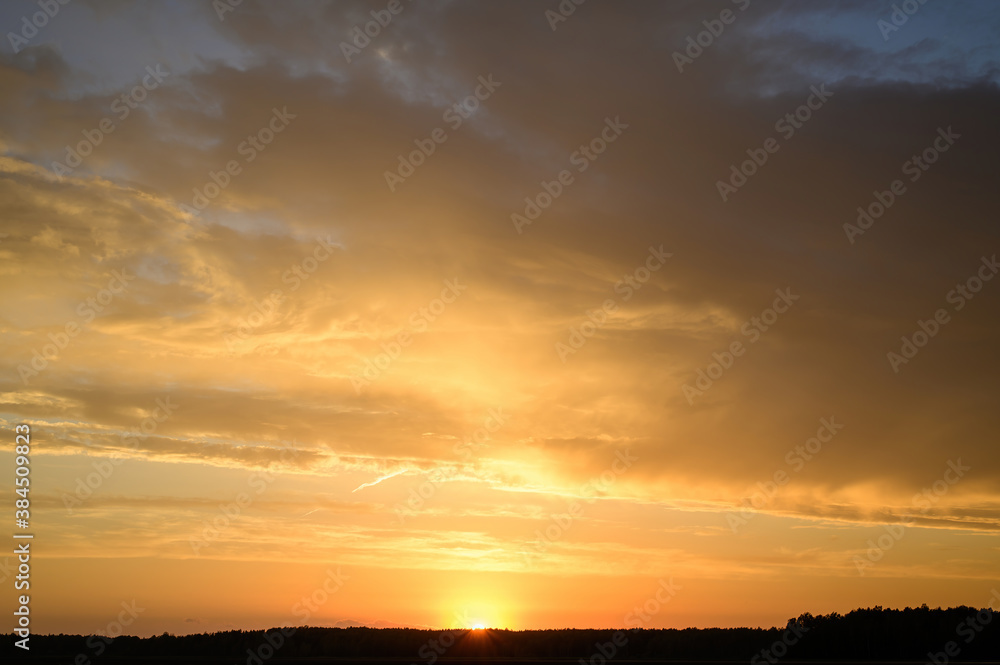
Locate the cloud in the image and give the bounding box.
[352,468,411,493]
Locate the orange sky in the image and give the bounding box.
[1,0,999,637]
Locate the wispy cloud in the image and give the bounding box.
[351,468,411,493]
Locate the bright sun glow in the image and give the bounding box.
[446,601,506,630]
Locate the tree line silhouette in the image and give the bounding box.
[4,604,998,662]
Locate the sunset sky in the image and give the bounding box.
[1,0,999,637]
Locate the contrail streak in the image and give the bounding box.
[351,468,409,493]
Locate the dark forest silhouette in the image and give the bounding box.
[4,604,998,662]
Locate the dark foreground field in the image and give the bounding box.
[4,606,999,663]
[6,661,1000,665]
